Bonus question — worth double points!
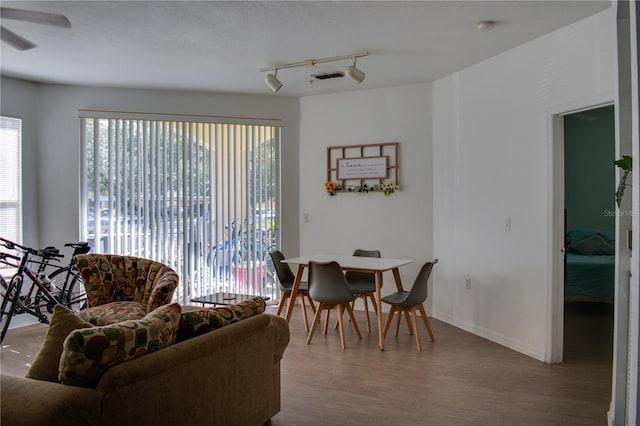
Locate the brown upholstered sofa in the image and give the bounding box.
[1,312,290,426]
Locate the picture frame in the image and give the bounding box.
[325,142,400,195]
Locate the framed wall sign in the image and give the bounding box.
[337,156,388,180]
[326,142,399,194]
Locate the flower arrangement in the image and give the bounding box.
[324,181,341,196]
[324,181,399,196]
[380,181,399,196]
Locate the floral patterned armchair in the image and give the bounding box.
[74,254,179,326]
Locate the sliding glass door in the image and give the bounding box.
[80,113,281,304]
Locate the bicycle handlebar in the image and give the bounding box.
[0,252,20,263]
[0,237,36,254]
[0,238,64,259]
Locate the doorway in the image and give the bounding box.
[562,105,615,366]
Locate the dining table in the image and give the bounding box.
[281,254,414,350]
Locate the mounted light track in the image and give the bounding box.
[260,52,369,93]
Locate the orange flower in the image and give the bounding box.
[324,181,339,195]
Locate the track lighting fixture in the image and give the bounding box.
[345,57,365,83]
[265,70,283,93]
[260,52,369,93]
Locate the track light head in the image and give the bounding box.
[265,71,283,93]
[346,58,365,83]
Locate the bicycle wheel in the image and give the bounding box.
[0,276,21,343]
[59,269,87,313]
[35,267,86,314]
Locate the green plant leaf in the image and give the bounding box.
[614,155,632,171]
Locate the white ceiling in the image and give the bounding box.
[0,1,611,97]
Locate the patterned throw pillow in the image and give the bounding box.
[59,303,181,387]
[177,297,266,342]
[27,305,93,382]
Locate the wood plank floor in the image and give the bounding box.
[0,302,612,425]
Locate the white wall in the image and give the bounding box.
[299,84,433,304]
[432,9,617,360]
[1,78,40,246]
[0,78,301,257]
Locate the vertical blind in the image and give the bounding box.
[79,112,281,304]
[0,116,22,251]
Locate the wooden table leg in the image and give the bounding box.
[392,268,405,291]
[375,271,384,350]
[285,264,305,322]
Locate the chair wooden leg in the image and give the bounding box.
[410,307,422,352]
[335,298,358,330]
[362,294,371,333]
[306,295,316,313]
[393,310,413,335]
[394,309,402,337]
[417,304,435,342]
[368,293,378,314]
[333,309,342,330]
[300,295,310,333]
[306,304,325,345]
[276,291,290,316]
[345,302,362,339]
[383,307,397,339]
[336,305,346,350]
[323,309,331,335]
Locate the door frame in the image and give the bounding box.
[549,97,616,363]
[550,3,640,424]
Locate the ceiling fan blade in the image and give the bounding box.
[1,25,36,50]
[0,7,71,28]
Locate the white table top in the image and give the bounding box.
[281,255,413,272]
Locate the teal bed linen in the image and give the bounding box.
[565,253,615,303]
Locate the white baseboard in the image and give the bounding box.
[432,310,546,362]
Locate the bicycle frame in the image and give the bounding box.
[0,238,63,323]
[43,242,90,310]
[16,250,61,322]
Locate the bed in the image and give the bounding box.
[565,229,615,304]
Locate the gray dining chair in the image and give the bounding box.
[269,250,316,332]
[382,259,438,352]
[344,249,381,333]
[307,260,362,350]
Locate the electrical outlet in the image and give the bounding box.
[465,278,471,289]
[303,213,309,223]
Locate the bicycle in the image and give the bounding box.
[0,251,21,342]
[34,242,90,315]
[209,220,245,279]
[0,239,89,342]
[209,220,278,294]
